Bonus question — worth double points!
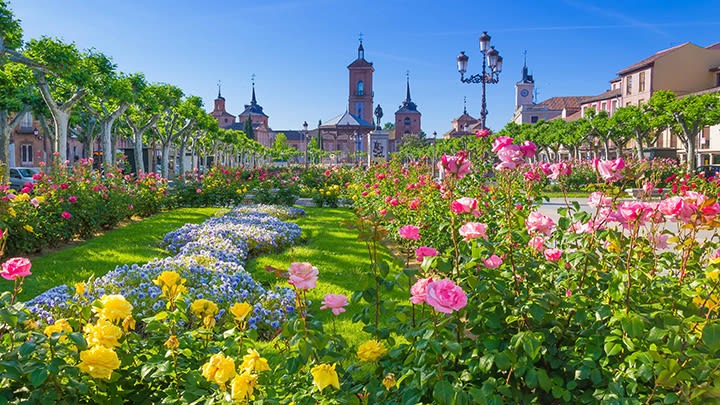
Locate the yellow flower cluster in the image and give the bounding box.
[84,319,122,348]
[44,319,73,342]
[75,282,86,298]
[153,270,187,302]
[310,363,340,392]
[191,299,219,319]
[240,349,270,373]
[357,340,387,362]
[78,346,122,380]
[96,295,134,323]
[231,372,258,401]
[230,302,252,321]
[201,353,236,388]
[318,184,341,196]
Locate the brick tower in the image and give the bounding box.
[348,40,374,124]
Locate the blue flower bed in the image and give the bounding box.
[26,204,304,338]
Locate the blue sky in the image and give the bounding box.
[9,0,720,136]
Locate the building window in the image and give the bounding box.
[638,99,644,106]
[224,119,228,123]
[530,116,539,123]
[357,80,364,96]
[355,103,363,119]
[600,101,607,111]
[716,73,720,87]
[626,76,632,94]
[611,100,618,113]
[404,117,411,126]
[639,72,646,92]
[20,112,32,130]
[20,144,32,165]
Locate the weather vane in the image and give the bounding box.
[359,32,363,44]
[251,73,255,86]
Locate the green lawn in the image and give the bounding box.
[4,208,221,301]
[247,207,405,355]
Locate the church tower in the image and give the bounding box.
[515,53,534,109]
[348,39,374,124]
[394,75,421,137]
[210,83,236,129]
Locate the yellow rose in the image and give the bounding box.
[97,295,133,323]
[310,363,340,392]
[23,225,33,233]
[35,195,45,204]
[16,193,29,202]
[84,319,123,348]
[203,314,216,329]
[153,270,186,301]
[231,372,258,400]
[201,353,236,387]
[357,340,387,362]
[382,373,396,390]
[165,335,179,350]
[230,302,252,321]
[190,299,219,319]
[78,346,121,380]
[75,282,86,297]
[8,208,16,217]
[23,319,39,330]
[240,349,270,373]
[44,319,72,340]
[122,316,136,332]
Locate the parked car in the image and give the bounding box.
[8,167,39,191]
[696,165,720,179]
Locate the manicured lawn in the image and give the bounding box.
[246,207,404,355]
[541,190,591,198]
[5,208,221,301]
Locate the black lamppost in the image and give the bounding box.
[302,121,308,169]
[432,131,437,178]
[457,31,503,130]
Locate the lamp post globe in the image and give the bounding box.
[457,51,469,74]
[302,121,309,168]
[478,31,491,52]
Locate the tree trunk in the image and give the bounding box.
[151,141,157,175]
[603,139,610,159]
[178,138,186,177]
[133,129,144,174]
[635,134,644,160]
[35,73,86,163]
[161,142,170,179]
[686,137,697,172]
[100,104,129,168]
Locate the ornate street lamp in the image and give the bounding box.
[302,121,308,169]
[457,31,502,130]
[432,131,437,179]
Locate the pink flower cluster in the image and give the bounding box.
[493,137,536,171]
[525,212,555,236]
[451,197,479,216]
[594,158,625,182]
[399,225,420,240]
[410,278,467,313]
[437,152,472,179]
[1,257,32,280]
[459,222,488,241]
[415,246,438,262]
[288,262,319,290]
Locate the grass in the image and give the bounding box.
[4,208,221,301]
[541,191,591,198]
[246,206,405,356]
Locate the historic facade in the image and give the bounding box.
[210,84,272,148]
[393,78,422,138]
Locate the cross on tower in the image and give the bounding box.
[217,80,221,98]
[251,73,255,86]
[358,32,363,44]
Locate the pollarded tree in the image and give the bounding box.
[584,108,633,159]
[82,51,143,167]
[125,83,181,174]
[0,62,34,180]
[24,37,91,162]
[153,94,202,178]
[612,105,664,159]
[0,0,22,61]
[646,90,720,171]
[69,105,99,160]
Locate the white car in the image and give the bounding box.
[8,167,39,191]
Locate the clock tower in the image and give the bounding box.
[515,53,534,109]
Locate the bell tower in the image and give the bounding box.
[348,36,374,124]
[515,51,534,109]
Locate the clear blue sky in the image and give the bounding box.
[9,0,720,136]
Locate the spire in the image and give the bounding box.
[217,80,222,99]
[250,74,257,105]
[405,71,411,102]
[520,51,534,84]
[358,33,364,59]
[463,96,467,114]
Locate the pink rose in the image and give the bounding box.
[476,129,490,138]
[616,201,652,226]
[482,254,503,269]
[320,294,349,315]
[529,236,545,251]
[61,211,71,219]
[653,233,669,250]
[595,158,625,182]
[588,192,611,209]
[547,162,571,180]
[288,262,319,290]
[425,279,468,313]
[378,208,388,215]
[525,212,555,236]
[458,222,488,241]
[544,248,562,262]
[68,196,78,203]
[1,257,32,280]
[520,141,537,158]
[196,188,202,193]
[496,144,524,165]
[492,136,514,153]
[410,277,433,304]
[399,225,420,240]
[437,153,472,179]
[415,246,438,262]
[451,197,478,214]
